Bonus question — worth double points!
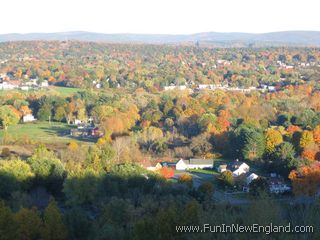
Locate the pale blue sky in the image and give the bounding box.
[1,0,319,34]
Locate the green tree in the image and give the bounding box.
[42,198,67,240]
[299,130,314,149]
[0,201,17,240]
[235,127,265,161]
[249,178,269,196]
[219,170,234,188]
[27,145,65,193]
[37,104,52,121]
[15,207,43,240]
[0,160,34,198]
[54,106,66,122]
[0,105,19,130]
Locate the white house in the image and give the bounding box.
[41,80,49,88]
[228,160,250,177]
[23,114,36,123]
[164,85,189,91]
[164,86,176,91]
[268,174,291,194]
[178,85,187,90]
[74,119,82,125]
[246,173,259,185]
[0,81,19,90]
[176,159,214,171]
[20,86,30,91]
[199,84,210,89]
[176,159,189,170]
[217,164,227,173]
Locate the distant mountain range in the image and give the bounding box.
[1,31,320,46]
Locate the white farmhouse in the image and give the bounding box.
[176,159,214,171]
[228,160,250,177]
[176,159,189,171]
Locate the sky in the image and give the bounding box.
[1,0,319,34]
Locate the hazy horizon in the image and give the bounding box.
[2,30,320,35]
[1,0,319,35]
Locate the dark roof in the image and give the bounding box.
[228,160,246,171]
[160,162,176,167]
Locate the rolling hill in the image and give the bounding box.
[0,31,320,46]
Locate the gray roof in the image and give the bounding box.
[184,159,214,165]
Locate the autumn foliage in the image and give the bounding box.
[289,164,320,196]
[159,167,174,179]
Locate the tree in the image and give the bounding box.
[249,178,269,196]
[289,165,320,196]
[28,146,65,179]
[64,208,93,240]
[301,143,319,161]
[270,142,296,173]
[265,128,283,153]
[286,125,301,136]
[27,145,65,193]
[15,207,43,240]
[0,202,17,240]
[178,174,193,188]
[67,141,79,151]
[234,126,265,161]
[63,169,100,206]
[159,167,174,179]
[198,181,214,201]
[42,198,68,240]
[299,130,314,149]
[198,113,217,133]
[219,170,234,188]
[54,106,66,122]
[1,148,11,158]
[37,104,52,121]
[139,127,164,150]
[0,160,34,198]
[313,125,320,144]
[0,105,20,130]
[190,133,213,158]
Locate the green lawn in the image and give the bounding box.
[188,168,219,175]
[0,86,82,98]
[0,121,83,144]
[50,86,82,96]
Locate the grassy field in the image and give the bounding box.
[188,168,219,175]
[0,86,82,98]
[0,121,88,144]
[49,86,82,96]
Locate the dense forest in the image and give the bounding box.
[0,41,320,239]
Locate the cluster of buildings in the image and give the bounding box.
[218,160,290,194]
[0,73,49,91]
[163,83,277,93]
[146,158,290,194]
[69,118,103,138]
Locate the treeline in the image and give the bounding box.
[0,145,320,239]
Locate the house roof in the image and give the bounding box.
[228,160,248,171]
[183,159,214,165]
[218,164,227,168]
[160,162,176,167]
